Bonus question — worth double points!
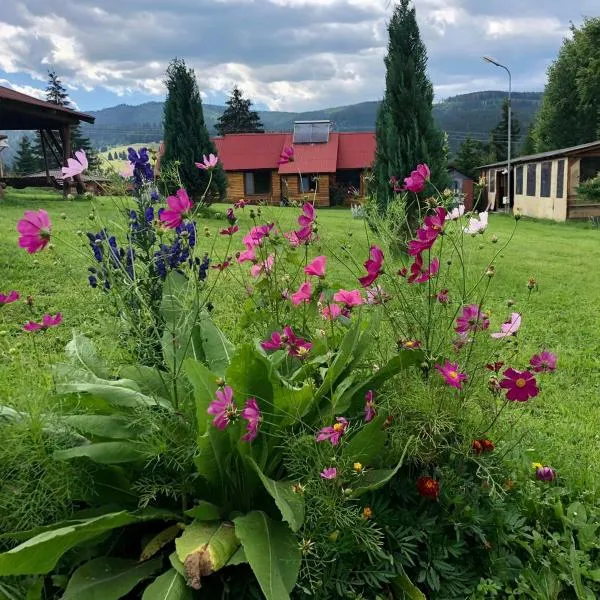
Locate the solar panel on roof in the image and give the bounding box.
[293,121,330,144]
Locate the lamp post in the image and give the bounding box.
[483,56,512,213]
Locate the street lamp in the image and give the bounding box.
[483,56,512,213]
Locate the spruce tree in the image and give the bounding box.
[13,136,38,174]
[373,0,447,223]
[520,123,537,156]
[455,137,490,179]
[489,98,520,162]
[215,86,264,135]
[162,58,227,200]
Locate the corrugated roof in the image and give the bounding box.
[278,133,339,174]
[337,132,376,169]
[213,133,287,170]
[479,140,600,169]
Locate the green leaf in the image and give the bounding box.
[344,416,386,465]
[0,511,141,575]
[194,426,231,494]
[54,441,143,464]
[63,557,162,599]
[140,524,184,561]
[391,565,427,600]
[234,511,300,600]
[567,502,588,527]
[25,577,44,600]
[272,381,314,427]
[184,502,222,521]
[119,365,174,401]
[65,333,109,378]
[183,359,218,437]
[62,415,136,440]
[198,315,235,377]
[247,459,304,532]
[225,345,274,410]
[226,547,247,566]
[142,568,191,600]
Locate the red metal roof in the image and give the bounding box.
[213,133,287,171]
[337,132,376,169]
[278,133,339,174]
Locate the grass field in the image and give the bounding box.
[2,187,600,493]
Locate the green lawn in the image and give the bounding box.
[2,187,600,493]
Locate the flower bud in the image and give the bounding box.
[88,213,95,220]
[328,530,340,542]
[507,298,515,306]
[60,213,67,220]
[485,266,495,278]
[215,377,225,387]
[490,234,498,243]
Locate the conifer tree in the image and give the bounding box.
[13,136,38,174]
[455,137,489,179]
[520,123,537,156]
[162,58,227,200]
[215,86,264,135]
[373,0,447,224]
[489,98,520,162]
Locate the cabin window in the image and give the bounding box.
[336,170,362,195]
[300,174,318,193]
[515,165,524,195]
[556,160,565,198]
[526,164,537,196]
[540,161,552,197]
[580,156,600,182]
[488,170,495,193]
[244,170,271,195]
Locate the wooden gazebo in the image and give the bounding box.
[0,85,95,194]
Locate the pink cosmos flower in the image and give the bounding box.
[535,466,556,482]
[120,162,135,179]
[423,207,447,234]
[304,256,327,278]
[464,212,489,235]
[17,209,52,254]
[23,313,62,332]
[207,386,237,429]
[389,175,402,193]
[435,360,467,389]
[320,467,337,480]
[321,303,343,320]
[241,398,262,442]
[291,281,312,305]
[529,351,557,373]
[366,285,389,305]
[491,313,521,339]
[249,223,275,244]
[250,254,275,278]
[446,205,465,221]
[261,330,286,351]
[284,230,301,247]
[237,246,257,263]
[261,326,312,359]
[211,260,231,271]
[316,417,349,446]
[195,154,219,170]
[455,304,490,334]
[0,291,20,305]
[61,149,88,178]
[407,227,439,256]
[298,203,315,227]
[234,199,247,209]
[364,390,376,422]
[220,225,239,236]
[159,189,193,229]
[333,289,363,308]
[408,256,439,284]
[358,245,384,287]
[499,368,539,402]
[437,289,450,304]
[277,146,294,165]
[403,163,430,193]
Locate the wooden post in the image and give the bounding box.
[39,129,51,184]
[60,125,71,197]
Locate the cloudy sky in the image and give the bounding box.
[0,0,596,112]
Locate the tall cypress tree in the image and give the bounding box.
[215,86,264,135]
[13,136,38,174]
[373,0,447,221]
[489,98,521,162]
[162,58,227,201]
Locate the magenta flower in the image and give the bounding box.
[159,189,193,229]
[455,304,490,334]
[316,417,349,446]
[403,163,430,193]
[249,223,275,245]
[250,254,275,278]
[529,351,557,373]
[195,153,219,170]
[261,330,285,351]
[491,313,521,339]
[241,398,262,442]
[333,289,363,308]
[0,291,20,305]
[211,260,231,271]
[499,368,539,402]
[358,245,384,288]
[535,466,556,482]
[17,209,52,254]
[261,326,312,359]
[320,467,337,480]
[435,360,467,389]
[237,246,256,263]
[408,255,439,284]
[298,203,315,228]
[407,227,439,256]
[23,313,62,332]
[321,303,342,320]
[364,390,376,422]
[284,230,301,247]
[61,149,88,178]
[234,199,247,209]
[436,289,449,304]
[423,207,447,234]
[291,281,312,305]
[207,386,238,429]
[277,146,294,165]
[304,256,327,278]
[220,225,239,236]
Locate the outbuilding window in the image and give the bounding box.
[526,164,537,196]
[488,170,495,193]
[540,162,552,198]
[556,160,565,198]
[515,165,524,195]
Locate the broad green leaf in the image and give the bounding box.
[344,416,386,465]
[0,511,141,575]
[225,345,274,410]
[62,415,136,440]
[140,524,184,561]
[25,577,44,600]
[160,271,191,331]
[142,568,191,600]
[169,552,185,577]
[247,459,304,532]
[226,547,247,566]
[54,441,142,464]
[234,511,300,600]
[184,502,222,521]
[272,381,314,427]
[567,502,588,527]
[119,365,174,401]
[391,565,427,600]
[81,465,137,506]
[198,315,235,376]
[65,333,109,378]
[63,557,161,599]
[194,426,231,495]
[183,359,218,436]
[161,326,205,375]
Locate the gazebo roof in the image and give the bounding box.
[0,86,95,130]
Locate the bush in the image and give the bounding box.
[576,171,600,203]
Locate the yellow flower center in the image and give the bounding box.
[532,462,543,470]
[405,341,414,347]
[515,378,527,388]
[353,462,363,473]
[362,507,373,519]
[448,371,459,380]
[297,346,309,357]
[333,423,344,432]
